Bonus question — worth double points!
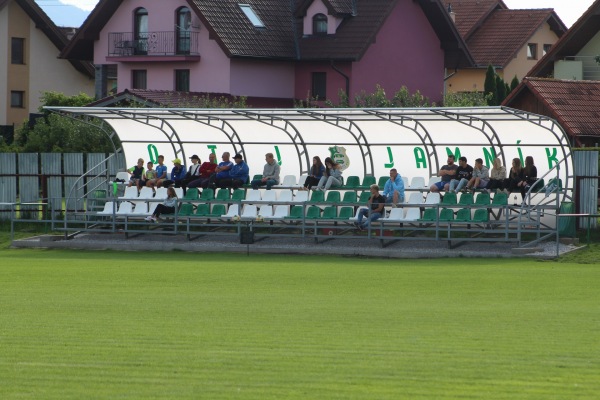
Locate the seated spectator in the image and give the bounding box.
[485,157,506,192]
[176,154,202,194]
[382,168,405,205]
[145,187,178,222]
[519,156,537,199]
[448,156,473,193]
[466,158,489,192]
[354,184,385,231]
[162,158,187,188]
[251,152,280,190]
[316,157,343,192]
[430,155,457,192]
[208,152,234,188]
[302,156,325,191]
[188,152,218,189]
[127,158,144,188]
[139,161,155,190]
[505,158,524,195]
[215,153,249,189]
[149,155,168,189]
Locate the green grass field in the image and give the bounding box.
[0,249,599,399]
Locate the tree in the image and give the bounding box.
[496,75,507,104]
[510,75,519,91]
[443,91,491,107]
[484,64,498,106]
[322,84,432,108]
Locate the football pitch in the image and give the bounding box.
[0,249,598,399]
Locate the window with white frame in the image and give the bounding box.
[239,4,265,28]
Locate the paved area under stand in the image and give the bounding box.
[11,232,580,259]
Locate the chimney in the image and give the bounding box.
[447,3,456,23]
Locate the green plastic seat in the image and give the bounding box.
[358,191,371,203]
[336,206,354,220]
[472,209,489,222]
[178,203,194,216]
[418,208,437,222]
[194,203,210,217]
[285,205,304,219]
[474,192,490,206]
[325,191,341,203]
[244,174,262,187]
[309,190,325,203]
[377,176,388,189]
[231,189,245,201]
[343,176,360,189]
[215,188,230,201]
[207,204,226,217]
[438,208,454,222]
[199,188,214,201]
[341,191,357,204]
[441,192,457,205]
[454,208,471,222]
[320,206,338,219]
[548,178,563,191]
[305,205,321,219]
[458,192,473,206]
[358,176,376,190]
[183,188,199,200]
[531,178,545,192]
[491,192,508,206]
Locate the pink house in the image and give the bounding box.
[61,0,473,106]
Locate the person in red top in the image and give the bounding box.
[188,152,218,189]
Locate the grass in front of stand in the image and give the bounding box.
[0,250,598,399]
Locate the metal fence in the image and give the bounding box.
[0,153,125,220]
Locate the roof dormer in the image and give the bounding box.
[302,0,345,36]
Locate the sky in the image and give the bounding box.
[36,0,597,28]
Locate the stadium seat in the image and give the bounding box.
[531,178,545,192]
[400,208,421,222]
[184,187,200,200]
[178,203,194,216]
[454,208,471,222]
[358,191,371,203]
[358,176,376,190]
[174,188,184,198]
[325,191,341,203]
[148,202,158,215]
[199,188,214,201]
[269,205,290,219]
[285,205,304,220]
[138,187,154,199]
[240,204,258,220]
[194,203,210,217]
[305,205,322,219]
[257,205,273,219]
[320,206,338,219]
[440,192,457,205]
[119,186,138,200]
[343,176,360,189]
[377,176,388,188]
[418,208,437,222]
[409,176,426,189]
[154,187,168,200]
[295,175,308,189]
[245,189,262,202]
[472,209,489,223]
[112,171,130,183]
[116,202,133,215]
[474,192,490,206]
[385,208,406,222]
[221,204,239,219]
[458,192,473,206]
[341,191,357,204]
[207,204,226,218]
[402,176,409,188]
[215,189,230,201]
[309,190,325,203]
[97,201,116,215]
[406,192,424,205]
[231,189,245,201]
[335,206,354,220]
[424,192,441,204]
[261,190,278,203]
[131,201,148,216]
[438,208,454,222]
[293,191,309,203]
[427,176,440,187]
[547,178,563,191]
[281,175,296,187]
[278,190,294,203]
[491,192,508,206]
[245,174,262,188]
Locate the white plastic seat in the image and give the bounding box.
[257,205,273,219]
[281,175,297,187]
[293,191,309,203]
[260,190,278,203]
[427,176,440,187]
[97,201,115,215]
[348,207,368,221]
[240,204,258,220]
[425,192,441,204]
[148,202,159,215]
[268,205,289,219]
[174,188,184,198]
[138,187,154,199]
[131,202,148,215]
[406,192,424,205]
[154,187,168,200]
[116,202,133,215]
[277,190,294,203]
[409,176,426,189]
[221,204,239,219]
[385,208,406,221]
[111,171,129,183]
[245,189,262,202]
[402,176,409,188]
[294,174,308,188]
[399,208,421,221]
[119,186,138,199]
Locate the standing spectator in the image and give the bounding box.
[430,155,457,192]
[466,158,489,192]
[251,152,280,190]
[302,156,325,191]
[208,152,234,188]
[145,187,178,222]
[316,157,343,192]
[354,184,385,231]
[485,157,506,192]
[127,158,144,188]
[150,155,168,189]
[216,153,249,189]
[162,158,187,188]
[448,156,473,193]
[382,168,405,205]
[188,152,218,189]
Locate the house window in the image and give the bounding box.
[543,44,552,56]
[527,43,538,60]
[134,8,148,55]
[313,14,328,35]
[132,70,147,89]
[175,70,190,92]
[176,7,192,54]
[107,65,118,95]
[11,91,25,108]
[239,4,265,28]
[311,72,326,100]
[11,38,25,64]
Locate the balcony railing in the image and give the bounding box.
[562,56,600,81]
[108,31,199,57]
